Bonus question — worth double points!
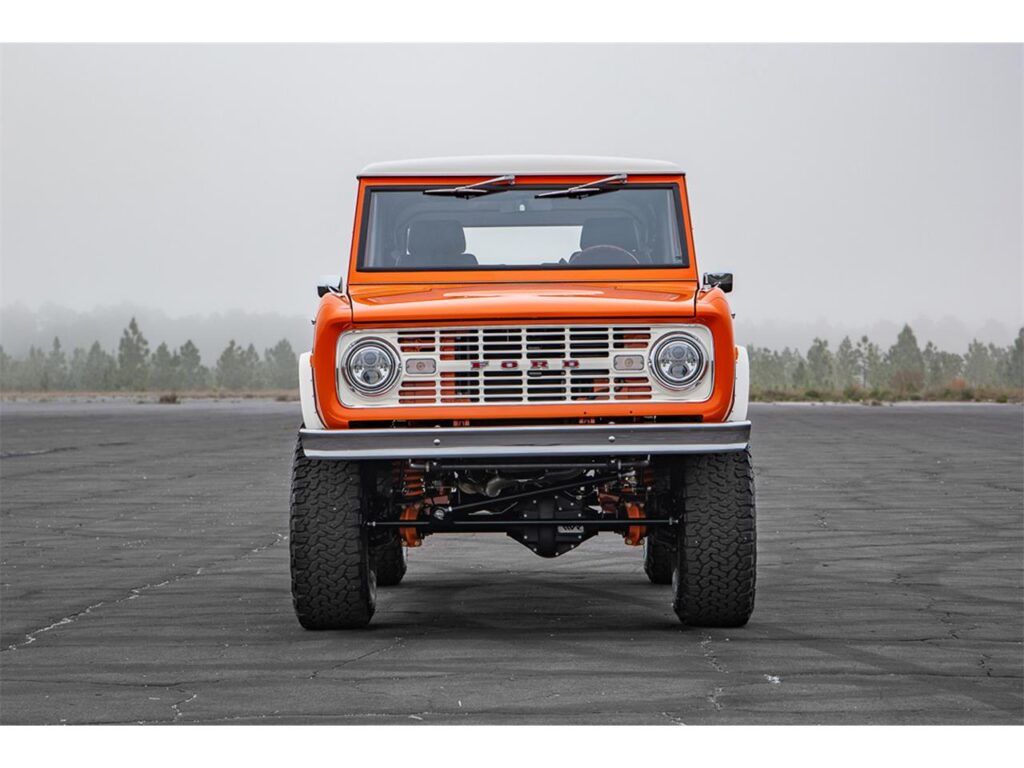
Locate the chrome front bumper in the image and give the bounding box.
[299,421,751,460]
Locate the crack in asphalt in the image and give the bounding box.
[170,691,198,720]
[699,633,730,712]
[767,669,1022,681]
[2,678,224,688]
[307,637,407,681]
[3,599,110,651]
[707,686,724,711]
[3,532,287,652]
[0,446,78,459]
[700,633,728,674]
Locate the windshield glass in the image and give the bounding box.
[358,186,688,271]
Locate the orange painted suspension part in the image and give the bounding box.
[625,501,646,546]
[399,465,425,547]
[399,504,423,548]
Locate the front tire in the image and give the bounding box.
[669,450,756,627]
[374,536,408,586]
[289,439,376,629]
[643,535,673,584]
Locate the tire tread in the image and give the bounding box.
[289,439,375,629]
[672,449,756,627]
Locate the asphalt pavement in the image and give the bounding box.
[1,399,1021,724]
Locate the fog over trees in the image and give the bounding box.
[0,317,299,392]
[0,304,310,367]
[1,317,1020,399]
[748,325,1023,400]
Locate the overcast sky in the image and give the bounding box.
[2,44,1021,343]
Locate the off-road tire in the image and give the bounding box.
[374,537,407,586]
[643,535,674,584]
[671,449,756,627]
[289,438,376,629]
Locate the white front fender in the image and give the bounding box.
[299,352,326,430]
[727,346,749,422]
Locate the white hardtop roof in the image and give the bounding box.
[358,155,683,177]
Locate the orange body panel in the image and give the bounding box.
[309,173,737,429]
[347,281,699,323]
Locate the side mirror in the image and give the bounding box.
[317,274,343,298]
[703,272,733,293]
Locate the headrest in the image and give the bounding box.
[579,217,639,253]
[407,220,467,258]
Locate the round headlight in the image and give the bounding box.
[650,333,708,390]
[344,340,399,395]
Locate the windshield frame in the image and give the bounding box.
[347,175,698,285]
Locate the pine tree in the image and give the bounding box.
[1005,328,1024,387]
[83,342,118,391]
[987,343,1009,388]
[216,340,260,390]
[118,317,151,390]
[44,337,68,391]
[834,336,861,391]
[806,338,835,391]
[923,341,963,390]
[0,345,13,392]
[792,358,809,389]
[855,336,885,389]
[242,344,262,389]
[963,340,995,388]
[18,346,46,390]
[263,339,298,389]
[179,340,210,390]
[886,325,924,395]
[66,347,88,391]
[151,342,182,390]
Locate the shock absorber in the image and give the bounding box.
[623,467,654,546]
[398,464,425,547]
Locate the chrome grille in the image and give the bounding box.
[389,326,654,405]
[337,324,713,408]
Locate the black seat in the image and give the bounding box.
[399,220,478,268]
[569,217,643,265]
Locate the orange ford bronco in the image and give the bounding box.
[292,156,754,629]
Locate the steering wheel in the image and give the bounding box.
[573,245,640,265]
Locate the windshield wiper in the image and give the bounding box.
[423,175,516,199]
[534,173,628,199]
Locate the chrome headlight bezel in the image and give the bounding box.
[649,332,709,391]
[341,338,400,396]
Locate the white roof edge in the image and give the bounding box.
[358,155,684,177]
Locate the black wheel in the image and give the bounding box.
[289,438,376,629]
[667,449,756,627]
[643,535,673,584]
[374,536,408,586]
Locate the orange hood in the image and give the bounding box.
[346,282,699,325]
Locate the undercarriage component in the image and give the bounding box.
[366,517,677,530]
[624,501,646,546]
[368,456,676,560]
[399,504,422,547]
[505,495,597,558]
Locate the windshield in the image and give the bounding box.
[358,185,688,271]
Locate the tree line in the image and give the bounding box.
[749,325,1023,400]
[1,318,1021,399]
[0,317,299,392]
